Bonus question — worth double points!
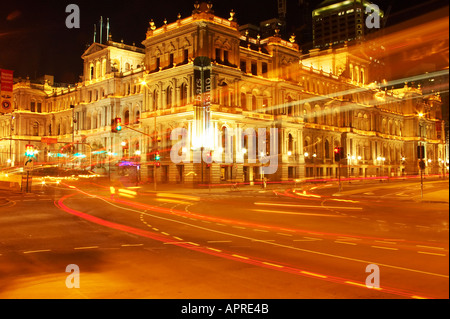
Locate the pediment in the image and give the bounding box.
[81,43,108,59]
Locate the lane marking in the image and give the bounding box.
[277,233,293,237]
[68,194,449,279]
[254,202,363,210]
[375,240,397,245]
[335,241,357,246]
[417,251,446,257]
[253,229,269,233]
[262,262,284,268]
[206,247,222,252]
[121,244,144,247]
[345,281,382,291]
[23,249,51,254]
[252,209,344,217]
[301,271,328,279]
[416,245,445,251]
[303,237,323,241]
[371,246,399,251]
[164,242,191,245]
[74,246,99,250]
[207,240,232,243]
[232,254,249,260]
[187,242,200,246]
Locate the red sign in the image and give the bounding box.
[41,138,58,144]
[0,69,14,113]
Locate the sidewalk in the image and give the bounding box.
[413,189,449,203]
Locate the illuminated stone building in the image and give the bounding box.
[0,2,447,184]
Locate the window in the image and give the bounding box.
[288,134,293,153]
[32,122,39,136]
[169,53,174,67]
[166,87,173,107]
[262,62,268,77]
[223,50,229,64]
[135,111,140,124]
[251,62,257,76]
[30,101,36,112]
[37,102,42,113]
[183,49,189,64]
[240,93,247,109]
[156,57,160,70]
[124,110,130,125]
[215,48,222,63]
[181,83,188,106]
[252,95,257,111]
[240,60,246,73]
[153,89,159,110]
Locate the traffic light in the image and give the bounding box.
[205,151,212,168]
[112,118,122,133]
[334,147,343,162]
[25,144,34,157]
[155,151,161,167]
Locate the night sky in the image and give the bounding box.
[0,0,447,84]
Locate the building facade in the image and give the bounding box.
[312,0,384,49]
[0,2,447,184]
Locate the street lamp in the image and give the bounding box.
[312,153,317,179]
[377,156,385,181]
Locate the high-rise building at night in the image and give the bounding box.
[312,0,384,49]
[0,2,447,184]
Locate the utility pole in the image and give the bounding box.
[70,105,75,169]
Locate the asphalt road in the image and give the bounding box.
[0,178,448,299]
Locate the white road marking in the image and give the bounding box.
[90,195,450,279]
[254,202,363,210]
[23,249,51,254]
[74,246,99,250]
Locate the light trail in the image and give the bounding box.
[55,193,444,299]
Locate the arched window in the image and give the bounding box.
[153,89,159,110]
[180,83,188,106]
[288,134,293,153]
[252,95,257,111]
[135,111,140,124]
[240,93,247,109]
[219,82,229,106]
[32,122,39,136]
[287,97,294,116]
[166,86,173,108]
[325,140,330,159]
[124,110,130,125]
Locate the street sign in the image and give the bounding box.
[419,159,426,170]
[0,69,14,114]
[24,158,33,171]
[41,137,58,144]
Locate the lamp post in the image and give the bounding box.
[108,151,113,181]
[304,152,309,177]
[70,105,75,169]
[377,156,385,181]
[312,153,317,179]
[140,79,158,191]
